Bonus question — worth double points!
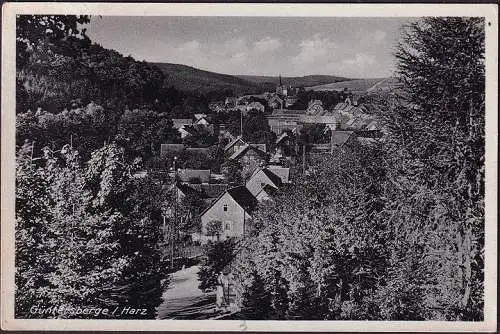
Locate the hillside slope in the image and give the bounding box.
[237,74,351,88]
[152,63,274,95]
[306,78,394,93]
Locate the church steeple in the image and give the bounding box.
[279,74,282,86]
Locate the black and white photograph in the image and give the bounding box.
[1,3,497,332]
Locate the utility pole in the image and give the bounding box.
[302,144,306,175]
[30,141,35,162]
[330,125,334,155]
[240,111,243,139]
[171,156,178,270]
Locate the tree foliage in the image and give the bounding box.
[15,143,170,318]
[198,238,236,292]
[234,17,485,321]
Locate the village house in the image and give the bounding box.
[266,109,306,135]
[224,136,247,157]
[245,168,283,199]
[200,186,258,242]
[267,165,291,183]
[226,144,268,180]
[223,136,267,156]
[172,118,194,138]
[270,132,295,164]
[160,143,185,157]
[268,95,284,110]
[177,168,211,184]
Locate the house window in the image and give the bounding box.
[223,204,228,212]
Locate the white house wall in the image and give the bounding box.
[201,193,249,241]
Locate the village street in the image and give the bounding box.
[156,265,216,319]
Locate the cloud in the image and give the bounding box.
[292,34,338,64]
[344,53,377,67]
[253,36,282,53]
[176,40,201,53]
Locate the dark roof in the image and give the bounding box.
[261,168,283,188]
[257,184,279,198]
[177,183,207,198]
[228,144,268,161]
[227,186,258,213]
[161,144,185,155]
[190,184,228,198]
[172,119,193,128]
[331,131,355,147]
[271,109,306,116]
[186,147,211,154]
[224,136,246,151]
[178,169,211,183]
[249,143,267,152]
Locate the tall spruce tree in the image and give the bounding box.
[374,17,485,320]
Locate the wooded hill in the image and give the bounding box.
[153,62,353,96]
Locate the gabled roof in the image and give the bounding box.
[200,185,258,217]
[226,186,258,213]
[331,131,355,147]
[172,119,193,129]
[190,184,228,198]
[224,136,246,151]
[177,169,211,183]
[275,132,289,145]
[267,166,290,183]
[255,184,278,199]
[261,168,283,188]
[176,183,208,198]
[249,143,267,153]
[228,144,268,161]
[269,95,283,103]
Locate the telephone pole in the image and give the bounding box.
[240,111,243,139]
[302,144,306,175]
[171,156,178,270]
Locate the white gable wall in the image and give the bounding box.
[201,193,250,241]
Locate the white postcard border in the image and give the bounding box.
[1,3,497,332]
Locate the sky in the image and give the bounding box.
[86,16,410,78]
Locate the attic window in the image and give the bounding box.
[223,204,228,212]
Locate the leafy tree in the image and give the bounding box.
[17,15,91,68]
[116,109,179,160]
[43,145,126,318]
[232,147,389,320]
[182,125,218,147]
[198,238,236,291]
[240,270,272,319]
[375,17,485,320]
[299,124,330,145]
[15,143,54,318]
[205,220,222,241]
